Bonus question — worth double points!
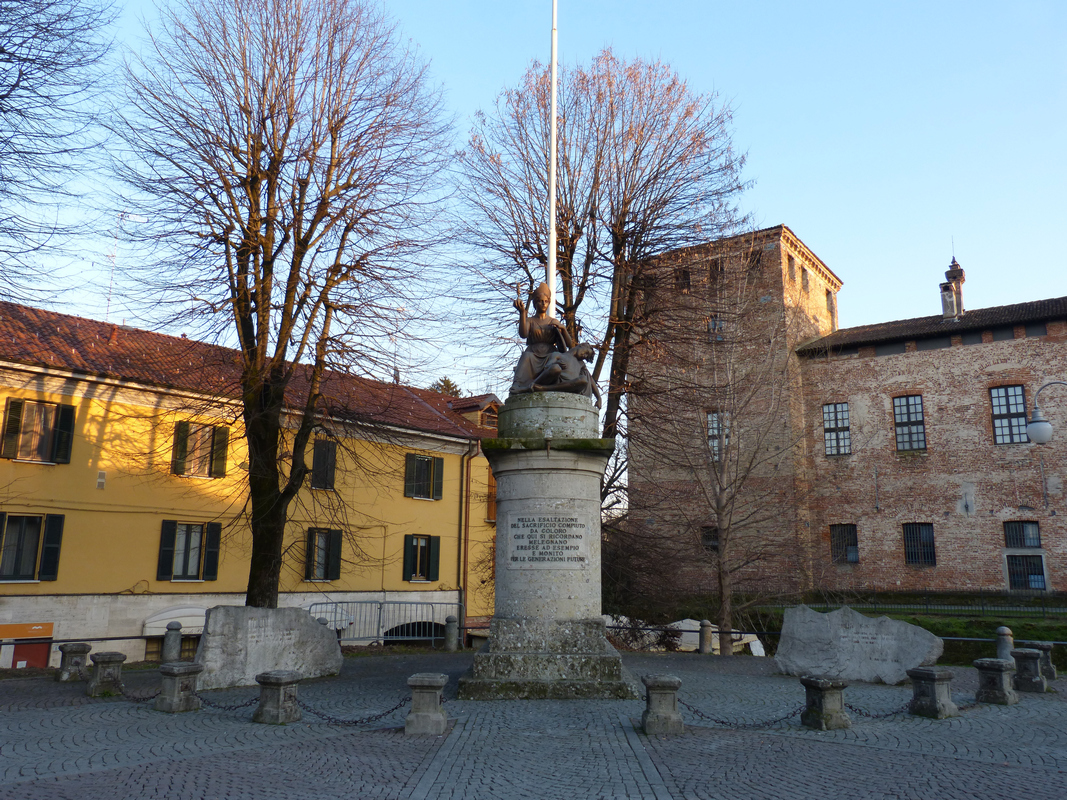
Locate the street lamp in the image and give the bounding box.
[1026,382,1067,444]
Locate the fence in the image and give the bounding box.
[308,600,463,645]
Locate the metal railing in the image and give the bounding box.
[308,600,463,645]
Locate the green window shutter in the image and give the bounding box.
[404,453,416,497]
[402,534,415,580]
[1,399,23,459]
[311,440,326,488]
[37,515,65,581]
[328,529,342,581]
[210,427,229,478]
[325,441,337,490]
[305,528,316,580]
[51,405,75,464]
[428,536,440,581]
[157,520,177,580]
[432,457,443,500]
[171,422,189,475]
[202,522,221,580]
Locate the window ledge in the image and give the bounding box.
[12,459,56,466]
[824,453,853,459]
[0,579,41,584]
[407,579,432,583]
[896,449,928,457]
[170,579,206,583]
[304,579,334,583]
[177,474,217,480]
[408,496,437,502]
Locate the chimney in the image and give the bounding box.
[939,257,965,320]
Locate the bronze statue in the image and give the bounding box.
[509,282,572,394]
[532,344,601,408]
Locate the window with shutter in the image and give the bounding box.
[403,534,439,581]
[311,439,336,490]
[404,453,441,499]
[172,423,228,478]
[0,399,76,464]
[305,527,342,581]
[158,520,217,580]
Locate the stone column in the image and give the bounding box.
[973,658,1018,705]
[641,675,684,735]
[162,621,183,663]
[444,616,459,653]
[155,662,204,713]
[405,673,448,735]
[996,626,1014,661]
[800,676,850,730]
[458,394,637,700]
[56,643,91,682]
[698,621,713,655]
[906,666,958,719]
[1010,648,1047,693]
[87,652,126,697]
[252,670,302,724]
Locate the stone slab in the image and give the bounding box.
[195,606,342,690]
[775,605,943,685]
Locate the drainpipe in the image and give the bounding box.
[458,439,479,634]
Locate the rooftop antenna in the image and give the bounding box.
[546,0,558,319]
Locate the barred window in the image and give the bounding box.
[700,525,719,553]
[822,403,851,455]
[893,395,926,451]
[830,524,858,564]
[1007,555,1045,591]
[1004,521,1041,548]
[990,386,1028,444]
[902,523,936,566]
[707,411,729,462]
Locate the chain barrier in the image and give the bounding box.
[297,695,410,727]
[118,684,162,703]
[194,692,260,711]
[678,697,805,729]
[844,701,912,720]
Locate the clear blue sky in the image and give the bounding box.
[103,0,1065,333]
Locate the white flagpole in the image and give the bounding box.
[547,0,558,319]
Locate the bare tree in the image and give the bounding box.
[457,50,749,440]
[113,0,450,607]
[627,236,811,653]
[0,0,114,299]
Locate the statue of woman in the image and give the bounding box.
[509,282,573,395]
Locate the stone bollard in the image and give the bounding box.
[56,643,91,682]
[641,674,684,735]
[162,621,183,663]
[973,658,1018,705]
[405,673,448,735]
[906,666,958,719]
[1011,648,1047,693]
[698,620,713,655]
[996,626,1014,662]
[252,670,302,724]
[317,617,330,626]
[155,662,204,713]
[87,651,127,697]
[445,616,459,653]
[800,676,851,730]
[1026,642,1057,682]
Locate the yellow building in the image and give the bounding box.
[0,301,498,667]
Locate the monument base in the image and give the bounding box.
[457,618,640,700]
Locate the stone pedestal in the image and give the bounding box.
[1027,641,1057,681]
[405,673,448,735]
[641,675,684,735]
[252,670,302,724]
[87,651,126,697]
[56,643,91,682]
[973,658,1018,705]
[162,621,183,663]
[155,662,203,713]
[996,626,1014,661]
[800,676,851,730]
[1011,648,1047,693]
[458,393,637,700]
[907,666,958,719]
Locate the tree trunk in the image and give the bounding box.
[243,382,290,609]
[716,552,734,656]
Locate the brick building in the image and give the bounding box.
[628,225,1067,599]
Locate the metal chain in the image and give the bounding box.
[195,692,260,711]
[297,695,410,726]
[119,684,162,703]
[678,697,804,729]
[844,701,912,720]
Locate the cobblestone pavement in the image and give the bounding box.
[0,652,1063,799]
